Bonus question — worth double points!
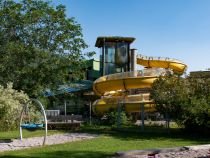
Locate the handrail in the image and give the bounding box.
[136,54,184,63]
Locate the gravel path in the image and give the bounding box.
[0,133,97,152]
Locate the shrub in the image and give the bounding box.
[0,83,29,131]
[105,111,128,126]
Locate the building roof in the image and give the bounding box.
[95,36,135,47]
[44,80,93,97]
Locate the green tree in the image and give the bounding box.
[151,75,189,120]
[151,74,210,132]
[183,77,210,130]
[0,0,92,97]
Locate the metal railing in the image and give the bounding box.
[94,68,168,83]
[136,54,183,64]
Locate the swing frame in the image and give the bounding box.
[19,98,48,146]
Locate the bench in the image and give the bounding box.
[47,122,81,130]
[45,110,82,130]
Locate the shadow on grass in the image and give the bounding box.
[0,150,109,158]
[77,125,210,144]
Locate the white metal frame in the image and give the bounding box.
[19,98,47,146]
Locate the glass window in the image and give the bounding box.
[105,42,115,63]
[107,48,115,63]
[105,63,116,75]
[115,42,128,66]
[102,42,129,75]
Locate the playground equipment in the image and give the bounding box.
[20,99,47,146]
[93,56,187,115]
[92,36,187,115]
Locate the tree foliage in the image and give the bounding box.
[151,74,210,131]
[0,83,29,131]
[0,0,91,97]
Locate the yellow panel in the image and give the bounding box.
[93,103,156,115]
[93,77,157,96]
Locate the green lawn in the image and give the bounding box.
[0,126,210,158]
[0,130,66,140]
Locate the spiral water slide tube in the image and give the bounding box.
[93,54,187,115]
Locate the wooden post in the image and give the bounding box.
[64,99,67,116]
[141,102,145,131]
[166,113,170,133]
[89,101,92,125]
[117,100,121,129]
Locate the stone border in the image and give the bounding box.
[116,147,187,157]
[115,145,210,157]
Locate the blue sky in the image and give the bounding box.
[54,0,210,73]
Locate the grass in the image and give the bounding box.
[0,129,67,140]
[0,125,210,158]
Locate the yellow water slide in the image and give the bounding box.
[92,55,187,115]
[136,54,187,74]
